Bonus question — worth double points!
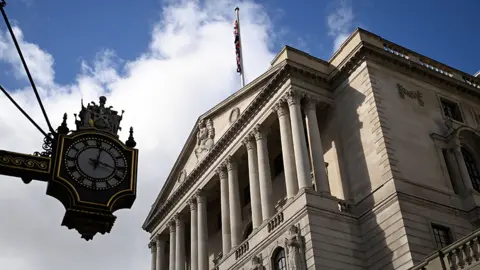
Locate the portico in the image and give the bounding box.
[146,88,331,270]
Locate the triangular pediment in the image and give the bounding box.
[143,64,285,227]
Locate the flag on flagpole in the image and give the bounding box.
[234,19,242,74]
[234,7,245,87]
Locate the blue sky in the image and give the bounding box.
[3,0,479,90]
[1,1,479,269]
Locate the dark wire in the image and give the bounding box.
[0,84,49,138]
[0,1,55,135]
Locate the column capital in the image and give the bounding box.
[242,134,256,150]
[253,124,267,141]
[189,197,197,211]
[196,189,207,203]
[303,94,320,112]
[226,155,238,171]
[273,100,289,117]
[285,89,304,106]
[169,219,176,232]
[174,213,184,227]
[149,241,157,252]
[216,165,227,180]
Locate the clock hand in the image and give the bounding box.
[97,160,115,170]
[94,148,102,169]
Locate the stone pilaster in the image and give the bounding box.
[217,165,231,255]
[197,190,208,270]
[273,99,299,198]
[189,198,198,270]
[303,95,330,193]
[286,89,311,190]
[253,125,275,220]
[226,156,242,247]
[242,134,263,228]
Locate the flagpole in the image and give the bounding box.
[235,7,246,88]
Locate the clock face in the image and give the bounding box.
[64,137,128,190]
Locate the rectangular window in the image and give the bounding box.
[440,98,463,122]
[431,224,453,248]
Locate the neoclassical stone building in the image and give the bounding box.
[142,28,480,270]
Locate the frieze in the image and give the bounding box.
[397,83,424,106]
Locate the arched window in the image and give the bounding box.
[461,147,480,191]
[272,248,287,270]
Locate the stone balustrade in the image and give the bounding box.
[267,211,284,233]
[409,229,480,270]
[234,241,249,260]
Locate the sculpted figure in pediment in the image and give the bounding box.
[194,118,215,161]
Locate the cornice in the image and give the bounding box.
[354,45,480,101]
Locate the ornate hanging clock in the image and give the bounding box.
[0,1,138,242]
[45,96,138,241]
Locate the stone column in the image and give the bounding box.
[197,190,209,270]
[149,241,157,270]
[286,89,311,190]
[304,95,330,193]
[242,135,263,228]
[273,100,299,198]
[453,143,475,191]
[156,236,166,270]
[226,156,242,247]
[169,221,176,270]
[175,214,185,270]
[254,125,275,220]
[217,165,231,255]
[189,198,198,270]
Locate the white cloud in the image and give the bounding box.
[0,1,275,269]
[0,26,55,87]
[327,0,354,52]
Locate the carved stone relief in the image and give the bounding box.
[285,224,306,270]
[250,254,264,270]
[229,107,241,123]
[397,83,424,106]
[177,169,186,183]
[194,118,215,161]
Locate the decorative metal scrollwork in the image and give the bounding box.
[33,133,54,157]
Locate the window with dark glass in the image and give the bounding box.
[440,98,463,122]
[431,224,453,248]
[273,154,284,177]
[461,147,480,192]
[273,248,287,270]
